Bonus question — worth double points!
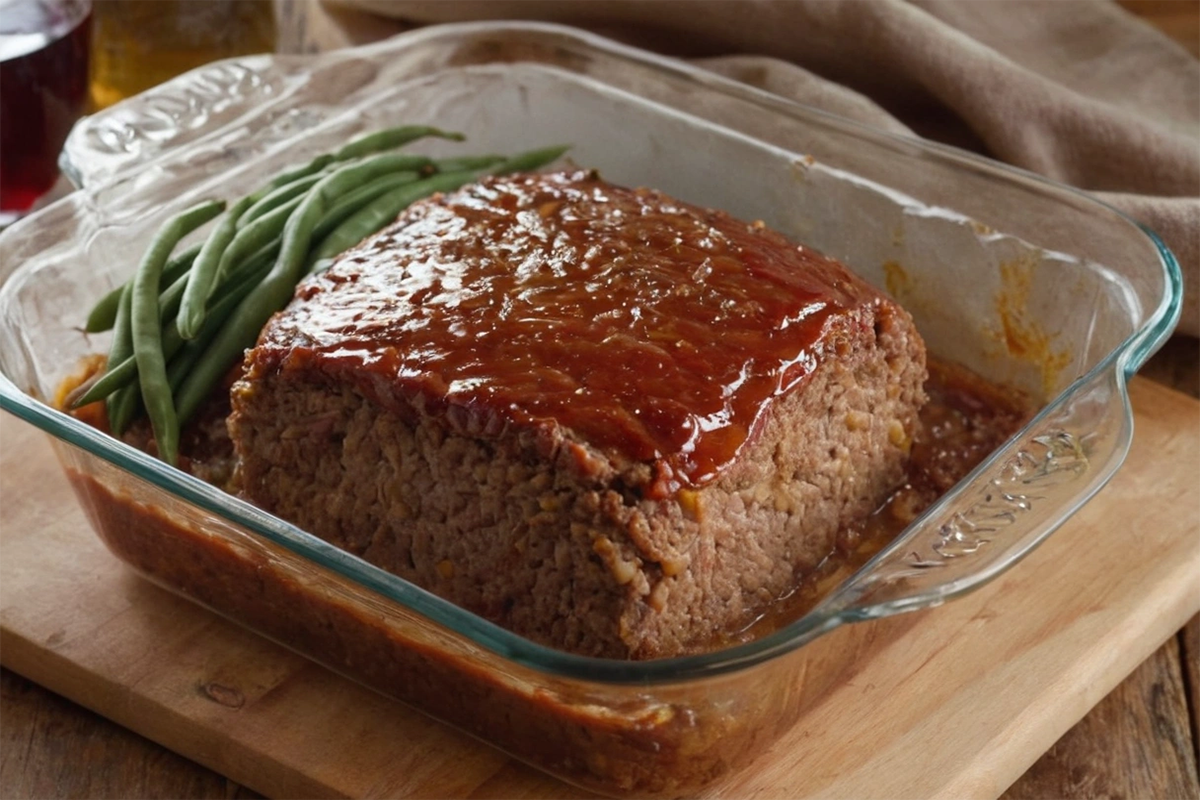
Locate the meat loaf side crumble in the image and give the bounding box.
[228,170,927,659]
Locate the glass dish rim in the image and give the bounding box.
[0,21,1183,685]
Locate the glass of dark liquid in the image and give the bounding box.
[1,0,91,226]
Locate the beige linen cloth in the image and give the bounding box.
[325,0,1199,337]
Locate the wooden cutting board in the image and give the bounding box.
[1,376,1197,799]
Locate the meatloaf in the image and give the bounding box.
[228,169,927,659]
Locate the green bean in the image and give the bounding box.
[307,169,481,267]
[217,156,426,281]
[76,315,189,407]
[305,147,570,274]
[266,154,335,191]
[308,170,421,243]
[77,257,216,406]
[281,155,434,264]
[163,242,203,281]
[179,196,255,340]
[259,126,458,195]
[337,152,435,178]
[79,356,139,409]
[79,360,133,407]
[76,248,259,408]
[313,148,569,267]
[85,243,201,333]
[131,199,226,465]
[240,174,323,228]
[332,125,464,162]
[158,269,192,326]
[435,154,504,172]
[107,383,140,438]
[168,256,274,392]
[233,236,282,277]
[166,341,205,394]
[85,286,126,336]
[169,240,278,391]
[492,144,571,175]
[175,154,432,424]
[217,194,305,282]
[104,283,134,432]
[84,127,574,444]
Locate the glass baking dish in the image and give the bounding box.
[0,22,1180,798]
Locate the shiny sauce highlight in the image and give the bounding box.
[256,171,880,495]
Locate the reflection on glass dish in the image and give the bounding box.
[0,22,1181,797]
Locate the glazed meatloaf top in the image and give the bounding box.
[248,169,894,499]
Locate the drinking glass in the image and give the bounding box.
[89,0,276,109]
[0,0,91,225]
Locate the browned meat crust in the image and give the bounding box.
[229,171,927,658]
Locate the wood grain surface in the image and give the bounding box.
[2,2,1198,798]
[0,673,256,800]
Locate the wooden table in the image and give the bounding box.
[2,2,1198,798]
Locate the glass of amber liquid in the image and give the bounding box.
[90,0,276,109]
[0,0,92,225]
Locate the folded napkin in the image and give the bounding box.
[324,0,1199,337]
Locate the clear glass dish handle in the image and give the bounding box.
[822,364,1131,621]
[58,44,389,194]
[61,55,288,190]
[55,23,604,194]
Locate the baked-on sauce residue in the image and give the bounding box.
[253,170,883,497]
[735,358,1031,642]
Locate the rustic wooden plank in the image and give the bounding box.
[1000,634,1200,800]
[1139,336,1200,401]
[1182,614,1200,771]
[0,668,259,800]
[1141,322,1200,790]
[1004,332,1200,800]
